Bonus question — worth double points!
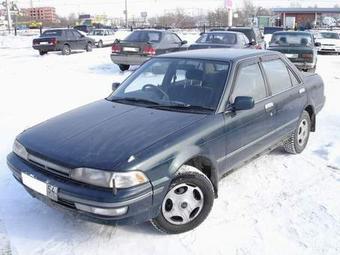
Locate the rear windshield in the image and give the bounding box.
[318,32,339,39]
[125,31,162,43]
[271,33,313,46]
[42,30,62,37]
[228,29,255,42]
[196,33,237,44]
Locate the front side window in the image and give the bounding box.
[262,59,292,94]
[231,63,266,102]
[108,58,230,112]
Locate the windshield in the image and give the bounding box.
[107,58,230,112]
[270,33,313,46]
[228,29,255,42]
[42,30,62,37]
[90,30,105,36]
[196,33,237,44]
[125,31,162,43]
[318,32,339,39]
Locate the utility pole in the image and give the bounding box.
[5,0,12,33]
[124,0,128,28]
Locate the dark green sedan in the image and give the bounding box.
[268,31,321,73]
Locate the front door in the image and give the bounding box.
[221,59,276,173]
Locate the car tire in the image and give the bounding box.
[86,42,93,52]
[97,40,103,48]
[118,64,130,71]
[151,165,214,234]
[62,44,71,55]
[283,110,311,154]
[39,50,47,56]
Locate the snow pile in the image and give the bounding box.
[1,36,340,255]
[0,35,36,49]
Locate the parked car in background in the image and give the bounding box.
[268,31,320,72]
[8,49,325,234]
[32,29,95,56]
[88,29,116,48]
[228,27,266,49]
[74,25,94,34]
[263,26,284,45]
[110,29,187,71]
[315,31,340,54]
[188,31,251,50]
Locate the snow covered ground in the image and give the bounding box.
[1,35,340,255]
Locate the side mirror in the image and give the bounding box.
[112,82,121,92]
[315,42,321,47]
[181,40,188,45]
[228,96,255,111]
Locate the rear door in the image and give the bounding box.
[65,30,76,48]
[222,58,276,172]
[260,56,307,140]
[72,29,87,49]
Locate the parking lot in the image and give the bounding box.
[1,35,340,255]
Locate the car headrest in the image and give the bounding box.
[186,69,204,81]
[301,38,308,45]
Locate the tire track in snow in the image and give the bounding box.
[0,219,12,255]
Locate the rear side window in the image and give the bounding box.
[288,68,300,86]
[231,63,266,102]
[125,31,162,43]
[262,59,292,94]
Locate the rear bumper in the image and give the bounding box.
[33,45,59,52]
[7,153,160,225]
[110,54,150,66]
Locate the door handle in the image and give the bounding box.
[299,87,306,95]
[265,102,274,112]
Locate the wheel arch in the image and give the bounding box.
[304,104,316,132]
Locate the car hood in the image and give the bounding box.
[18,100,206,170]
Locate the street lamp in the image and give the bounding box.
[124,0,128,28]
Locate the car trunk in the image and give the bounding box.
[33,37,58,46]
[269,46,314,63]
[116,41,154,55]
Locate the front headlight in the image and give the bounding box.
[13,140,28,160]
[70,168,149,189]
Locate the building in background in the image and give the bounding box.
[272,8,340,29]
[22,7,57,23]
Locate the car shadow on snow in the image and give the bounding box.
[89,64,138,75]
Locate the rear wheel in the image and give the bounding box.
[62,44,71,55]
[97,40,103,48]
[118,64,130,71]
[39,50,47,56]
[283,110,311,154]
[151,166,214,234]
[86,42,93,52]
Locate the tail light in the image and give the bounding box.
[51,38,57,46]
[112,44,122,53]
[143,45,156,56]
[301,53,313,60]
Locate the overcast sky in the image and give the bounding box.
[15,0,340,18]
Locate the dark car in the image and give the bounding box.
[7,49,325,234]
[33,29,95,56]
[267,31,320,72]
[110,29,187,71]
[74,25,94,34]
[188,31,251,50]
[228,27,266,49]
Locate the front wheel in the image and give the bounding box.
[151,166,214,234]
[283,110,311,154]
[97,40,103,48]
[118,64,130,71]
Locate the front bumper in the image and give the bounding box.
[318,47,340,53]
[290,61,315,70]
[110,54,150,66]
[7,153,160,225]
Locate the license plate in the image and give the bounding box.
[285,54,298,58]
[123,47,139,52]
[22,173,58,201]
[39,42,49,45]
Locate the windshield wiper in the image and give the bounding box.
[148,102,215,112]
[109,97,160,105]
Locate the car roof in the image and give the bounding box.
[229,27,254,30]
[205,31,244,36]
[156,49,278,62]
[273,31,311,35]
